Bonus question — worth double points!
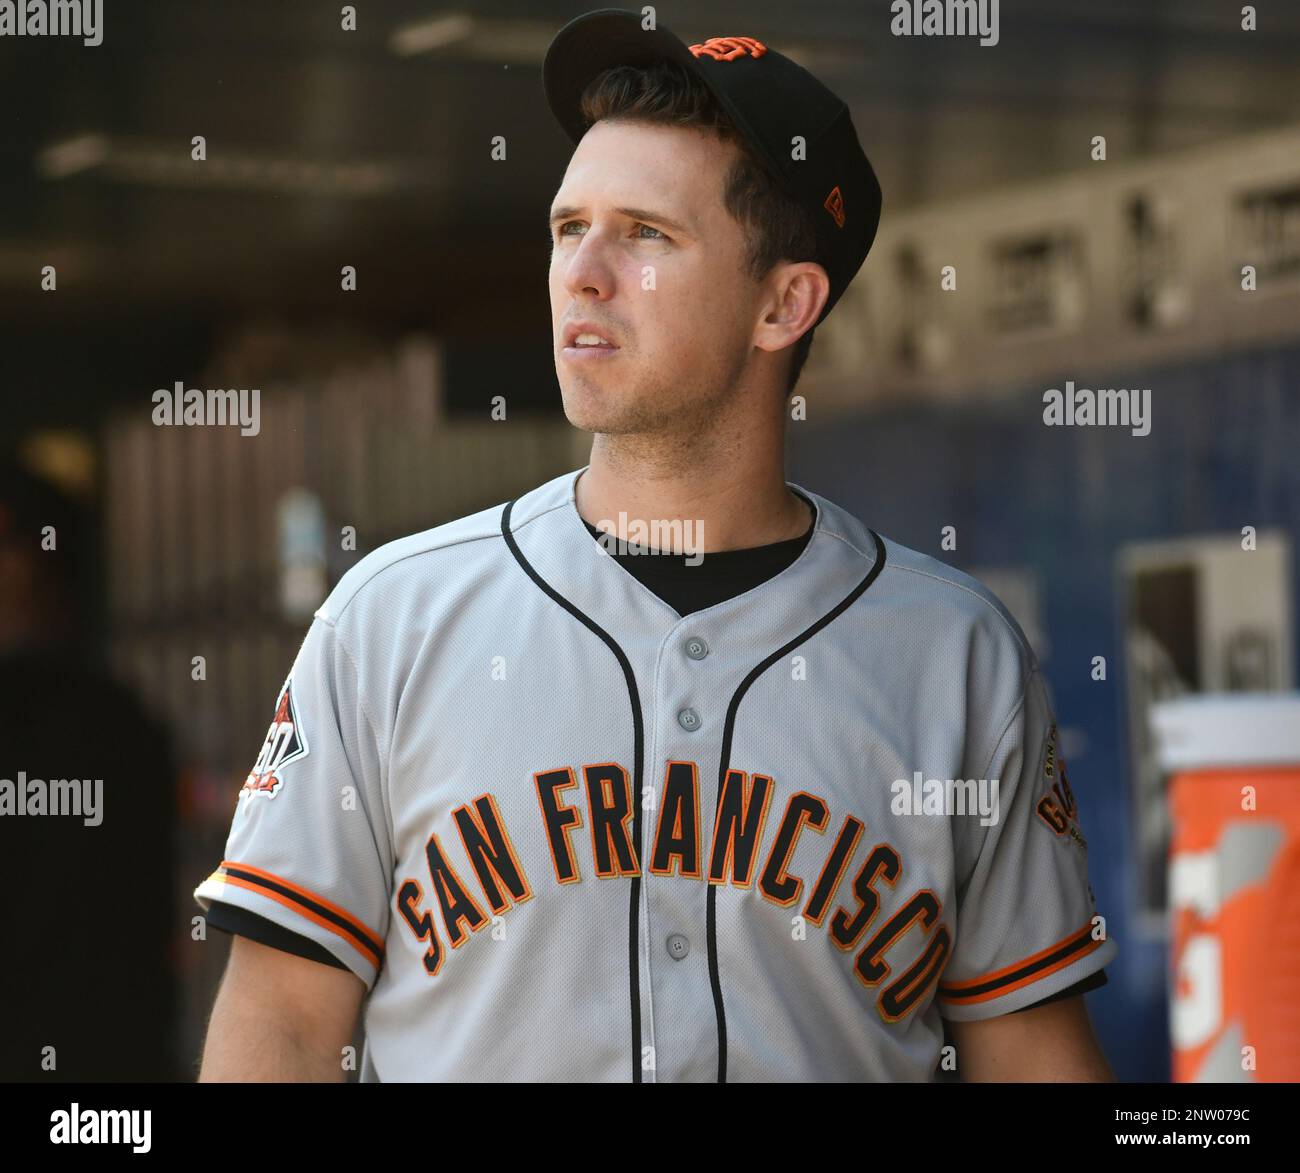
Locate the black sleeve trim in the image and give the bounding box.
[205,900,349,972]
[1010,967,1107,1014]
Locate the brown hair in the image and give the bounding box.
[577,60,820,396]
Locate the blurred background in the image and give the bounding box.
[2,0,1299,1082]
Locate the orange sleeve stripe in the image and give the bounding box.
[938,920,1102,1005]
[212,860,385,969]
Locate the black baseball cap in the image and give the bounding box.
[543,8,883,327]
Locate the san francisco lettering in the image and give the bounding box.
[396,760,950,1022]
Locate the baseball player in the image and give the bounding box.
[197,9,1117,1082]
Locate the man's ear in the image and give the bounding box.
[755,261,827,357]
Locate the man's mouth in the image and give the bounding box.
[562,328,620,360]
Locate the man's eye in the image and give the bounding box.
[553,222,667,242]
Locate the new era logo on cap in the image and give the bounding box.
[824,185,846,229]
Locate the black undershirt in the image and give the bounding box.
[208,509,1104,1015]
[578,510,817,615]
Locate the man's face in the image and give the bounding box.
[548,118,763,435]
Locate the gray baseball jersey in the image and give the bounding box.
[194,465,1116,1081]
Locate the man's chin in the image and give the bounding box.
[559,382,688,437]
[563,410,635,436]
[559,393,633,435]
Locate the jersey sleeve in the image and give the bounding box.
[937,665,1118,1020]
[193,614,393,990]
[204,901,351,973]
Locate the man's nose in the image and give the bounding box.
[562,229,616,299]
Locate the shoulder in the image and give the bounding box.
[806,490,1040,723]
[875,534,1035,670]
[314,498,509,627]
[311,468,580,630]
[809,491,1034,663]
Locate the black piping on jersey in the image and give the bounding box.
[706,529,888,1081]
[937,920,1100,1004]
[1008,965,1107,1012]
[502,497,888,1083]
[501,497,648,1084]
[218,863,383,966]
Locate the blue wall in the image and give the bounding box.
[789,342,1300,1081]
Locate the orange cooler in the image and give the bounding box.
[1151,694,1300,1082]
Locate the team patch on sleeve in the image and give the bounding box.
[1033,723,1086,850]
[242,676,308,798]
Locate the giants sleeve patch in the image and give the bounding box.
[242,677,309,799]
[1034,724,1086,849]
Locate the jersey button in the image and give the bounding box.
[677,707,701,731]
[666,933,690,961]
[684,636,709,660]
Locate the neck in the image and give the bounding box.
[575,428,810,554]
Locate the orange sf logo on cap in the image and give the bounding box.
[689,36,767,61]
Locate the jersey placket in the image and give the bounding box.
[637,619,730,1083]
